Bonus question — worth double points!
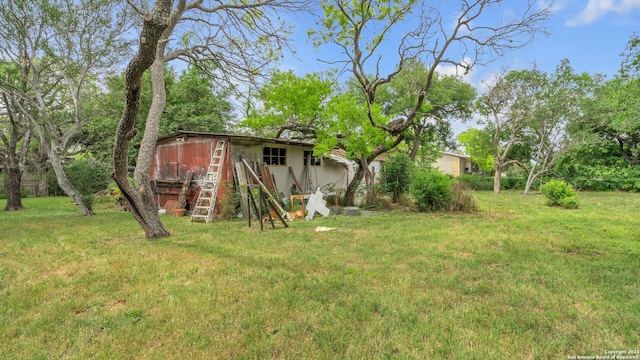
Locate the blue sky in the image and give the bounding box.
[284,0,640,84]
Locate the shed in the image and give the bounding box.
[149,131,349,215]
[432,151,471,177]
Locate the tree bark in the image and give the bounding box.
[3,166,24,211]
[49,150,93,215]
[493,165,502,194]
[113,2,172,239]
[362,157,376,206]
[344,163,365,206]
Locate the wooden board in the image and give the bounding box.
[258,163,277,194]
[235,161,252,219]
[289,166,305,194]
[242,159,289,227]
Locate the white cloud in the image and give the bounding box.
[567,0,640,26]
[435,58,476,84]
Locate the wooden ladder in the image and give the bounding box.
[190,140,226,223]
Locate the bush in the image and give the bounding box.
[501,172,530,191]
[540,179,579,209]
[457,174,493,191]
[381,153,414,203]
[451,182,478,212]
[558,196,579,209]
[410,167,453,212]
[63,159,111,211]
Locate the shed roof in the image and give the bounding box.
[157,131,315,148]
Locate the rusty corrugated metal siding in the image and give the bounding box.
[150,135,233,213]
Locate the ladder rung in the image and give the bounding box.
[190,139,226,223]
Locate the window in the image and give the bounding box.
[303,150,321,166]
[263,146,286,166]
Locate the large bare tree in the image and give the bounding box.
[0,63,31,210]
[310,0,553,203]
[114,0,312,238]
[0,0,133,215]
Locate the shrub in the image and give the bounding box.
[381,153,414,203]
[457,174,493,191]
[501,172,529,191]
[558,196,579,209]
[540,179,579,209]
[63,159,111,211]
[410,167,453,212]
[451,182,478,212]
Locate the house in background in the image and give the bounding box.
[149,131,352,214]
[432,151,472,177]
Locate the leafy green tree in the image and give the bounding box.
[381,153,414,203]
[556,34,640,190]
[242,70,334,139]
[376,61,476,161]
[306,0,551,202]
[83,66,232,164]
[457,128,494,174]
[161,66,232,135]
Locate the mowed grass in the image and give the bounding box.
[1,192,639,359]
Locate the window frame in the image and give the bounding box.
[303,150,321,166]
[263,146,287,166]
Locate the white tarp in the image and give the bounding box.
[305,188,331,220]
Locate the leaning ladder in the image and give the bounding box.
[190,140,226,223]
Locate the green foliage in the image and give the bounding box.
[501,171,533,191]
[554,144,640,192]
[83,67,232,164]
[377,61,476,153]
[63,159,111,210]
[457,174,494,191]
[410,167,453,212]
[161,66,232,135]
[557,196,580,209]
[381,153,414,203]
[63,160,110,195]
[540,179,579,209]
[456,128,494,173]
[242,70,333,138]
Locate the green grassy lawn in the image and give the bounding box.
[1,192,639,359]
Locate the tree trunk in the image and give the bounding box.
[3,166,24,211]
[363,159,376,206]
[49,152,93,215]
[113,1,171,239]
[523,167,537,194]
[493,165,502,194]
[344,163,365,206]
[131,44,168,230]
